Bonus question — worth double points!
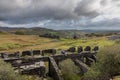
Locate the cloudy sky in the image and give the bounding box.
[0,0,120,30]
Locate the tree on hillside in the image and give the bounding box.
[15,30,25,35]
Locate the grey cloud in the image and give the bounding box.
[75,0,100,18]
[0,0,101,23]
[100,0,108,6]
[0,0,120,30]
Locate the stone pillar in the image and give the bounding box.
[85,57,92,66]
[15,51,20,58]
[78,46,83,53]
[49,57,63,80]
[72,59,89,73]
[92,46,99,52]
[41,51,44,56]
[84,46,91,51]
[39,61,46,79]
[52,49,56,55]
[33,50,41,56]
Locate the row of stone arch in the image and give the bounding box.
[67,46,99,53]
[0,46,99,59]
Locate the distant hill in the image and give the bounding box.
[80,29,120,34]
[0,27,85,38]
[0,27,120,38]
[0,27,25,32]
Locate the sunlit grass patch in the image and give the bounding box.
[57,37,114,50]
[0,43,24,51]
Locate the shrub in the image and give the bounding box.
[59,59,80,80]
[0,60,46,80]
[115,40,120,44]
[84,44,120,80]
[0,60,16,80]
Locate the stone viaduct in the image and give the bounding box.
[0,46,99,80]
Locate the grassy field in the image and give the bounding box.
[0,33,114,53]
[0,34,55,52]
[0,33,119,80]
